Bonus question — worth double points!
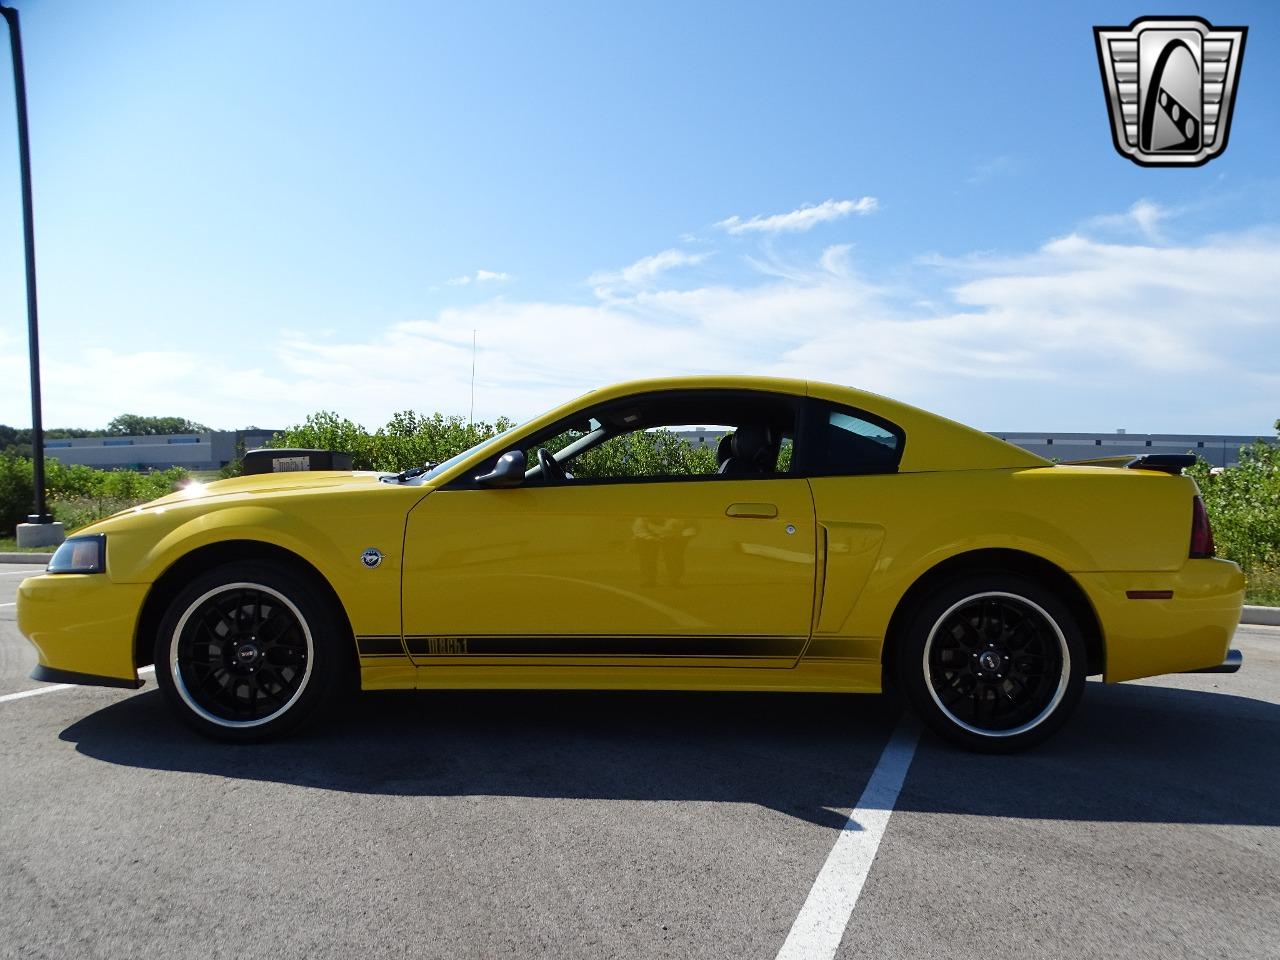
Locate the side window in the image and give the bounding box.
[522,424,590,464]
[572,428,720,480]
[568,426,794,480]
[500,390,801,485]
[777,438,794,472]
[806,404,903,475]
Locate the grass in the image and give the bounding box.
[1245,565,1280,607]
[0,536,53,554]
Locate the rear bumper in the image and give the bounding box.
[1075,558,1245,683]
[16,574,148,686]
[1183,648,1243,674]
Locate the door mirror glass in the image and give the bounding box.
[475,449,526,488]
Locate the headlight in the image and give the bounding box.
[47,535,106,575]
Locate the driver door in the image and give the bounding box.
[400,468,816,670]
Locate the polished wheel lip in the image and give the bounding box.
[169,581,315,730]
[922,590,1070,739]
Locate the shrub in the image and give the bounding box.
[1188,425,1280,604]
[46,466,188,531]
[0,454,188,535]
[0,454,36,536]
[1246,564,1280,607]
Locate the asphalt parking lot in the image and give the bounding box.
[2,561,1278,960]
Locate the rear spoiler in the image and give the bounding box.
[1062,453,1196,476]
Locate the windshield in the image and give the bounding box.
[407,423,524,484]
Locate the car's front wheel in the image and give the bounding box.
[154,560,346,741]
[897,574,1086,752]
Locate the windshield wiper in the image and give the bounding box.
[393,462,437,483]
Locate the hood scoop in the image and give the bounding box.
[242,448,354,475]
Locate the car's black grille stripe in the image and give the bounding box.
[403,635,805,658]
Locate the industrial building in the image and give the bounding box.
[43,429,280,472]
[991,432,1274,468]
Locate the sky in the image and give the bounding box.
[0,0,1277,434]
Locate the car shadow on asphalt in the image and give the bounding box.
[59,680,1279,829]
[896,679,1280,827]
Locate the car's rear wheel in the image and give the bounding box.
[897,574,1086,752]
[154,560,346,741]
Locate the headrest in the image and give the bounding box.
[716,433,733,466]
[731,424,776,470]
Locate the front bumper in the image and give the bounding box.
[30,664,145,689]
[1075,558,1246,683]
[16,573,149,687]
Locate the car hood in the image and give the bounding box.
[141,470,390,509]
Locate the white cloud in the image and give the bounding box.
[4,218,1278,434]
[1086,199,1171,242]
[588,248,709,297]
[282,228,1280,432]
[716,197,878,235]
[445,269,512,286]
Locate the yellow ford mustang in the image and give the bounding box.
[17,376,1245,750]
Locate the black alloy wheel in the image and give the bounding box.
[898,574,1086,752]
[925,592,1068,734]
[172,583,311,724]
[155,560,347,741]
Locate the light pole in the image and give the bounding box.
[1,1,61,547]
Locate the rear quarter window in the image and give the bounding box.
[805,403,904,475]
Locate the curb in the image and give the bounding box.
[1242,605,1280,627]
[0,552,51,564]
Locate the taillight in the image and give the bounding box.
[1190,496,1215,558]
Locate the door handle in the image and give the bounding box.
[725,502,778,519]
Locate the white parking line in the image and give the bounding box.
[775,717,920,960]
[0,666,155,705]
[0,683,74,703]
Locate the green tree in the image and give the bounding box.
[269,411,516,472]
[267,412,378,468]
[106,414,211,436]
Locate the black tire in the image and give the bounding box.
[154,560,349,742]
[895,573,1086,753]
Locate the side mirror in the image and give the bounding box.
[475,449,526,488]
